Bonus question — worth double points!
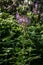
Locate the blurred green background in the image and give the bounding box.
[0,0,43,65]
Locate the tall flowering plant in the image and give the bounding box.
[16,12,31,57]
[16,12,30,32]
[16,13,30,26]
[0,0,43,65]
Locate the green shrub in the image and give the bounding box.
[0,0,43,65]
[0,12,43,65]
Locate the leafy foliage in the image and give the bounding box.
[0,0,43,65]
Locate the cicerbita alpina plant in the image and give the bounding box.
[34,3,38,8]
[16,12,30,56]
[16,13,20,20]
[32,3,40,14]
[32,8,40,14]
[16,13,30,26]
[16,12,30,35]
[16,14,30,35]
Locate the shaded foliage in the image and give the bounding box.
[0,0,43,65]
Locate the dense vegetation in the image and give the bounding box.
[0,0,43,65]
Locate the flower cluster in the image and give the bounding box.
[16,13,30,25]
[32,3,40,14]
[22,0,40,14]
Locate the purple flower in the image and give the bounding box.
[36,10,39,14]
[26,17,30,24]
[33,8,36,13]
[16,13,20,20]
[16,13,30,25]
[34,3,38,8]
[18,17,23,23]
[25,18,28,23]
[23,18,25,22]
[32,8,40,14]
